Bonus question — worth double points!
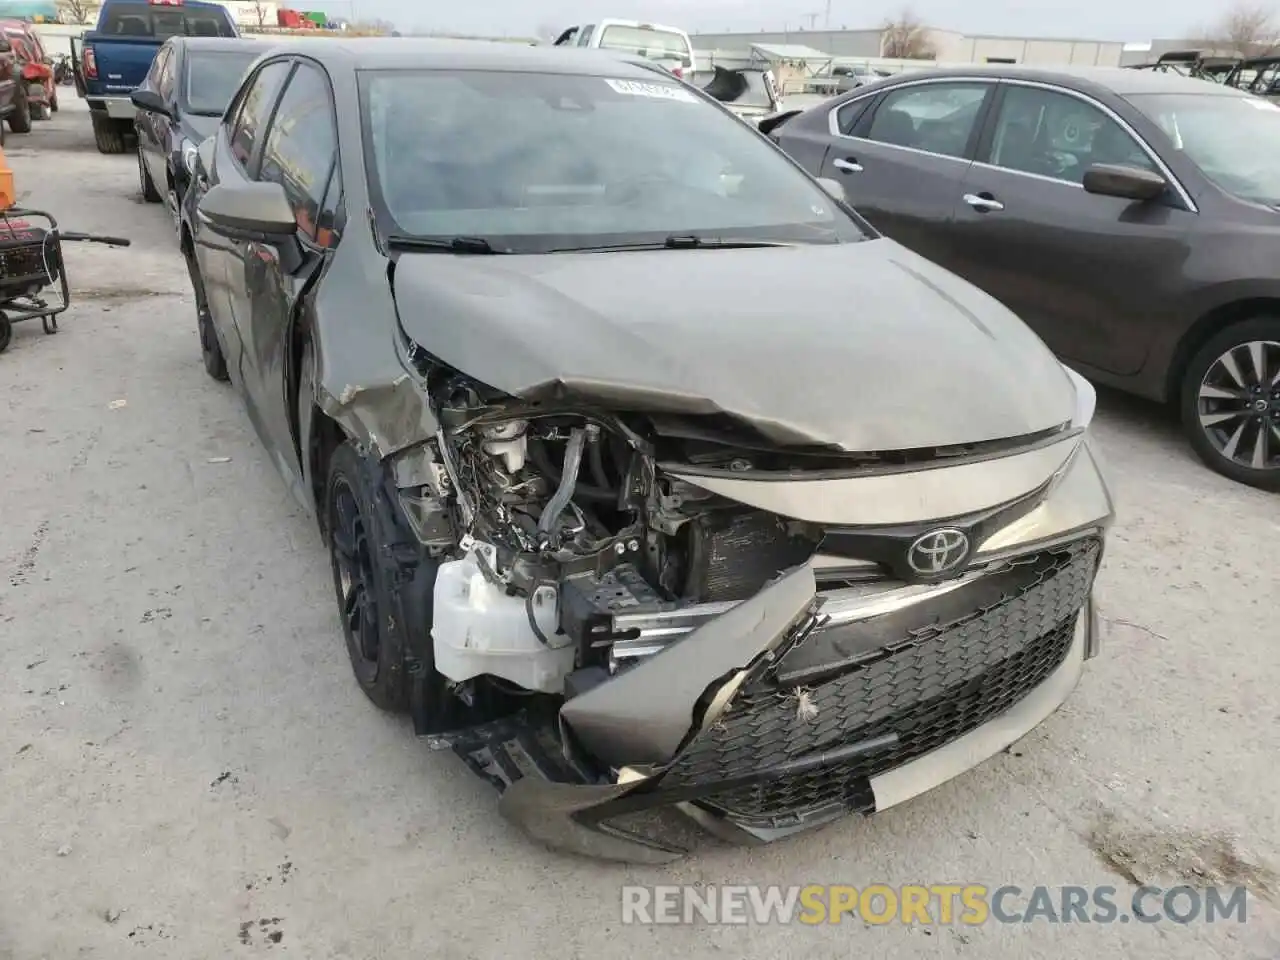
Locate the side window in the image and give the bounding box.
[578,25,595,46]
[157,47,177,101]
[145,45,169,88]
[315,166,343,248]
[229,60,293,170]
[834,97,871,136]
[986,85,1158,185]
[865,83,990,159]
[256,64,338,242]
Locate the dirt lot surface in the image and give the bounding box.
[2,94,1278,960]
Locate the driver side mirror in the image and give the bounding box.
[130,87,171,118]
[1082,163,1168,201]
[198,180,297,242]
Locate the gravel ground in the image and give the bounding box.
[1,94,1278,960]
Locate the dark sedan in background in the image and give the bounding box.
[767,66,1280,490]
[130,36,260,229]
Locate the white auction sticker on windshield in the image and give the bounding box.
[605,78,698,102]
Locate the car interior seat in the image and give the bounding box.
[1088,121,1148,170]
[874,108,917,147]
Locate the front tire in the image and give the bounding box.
[138,143,161,202]
[1180,318,1280,491]
[8,92,31,133]
[184,249,228,381]
[326,441,412,712]
[0,313,11,353]
[50,88,58,112]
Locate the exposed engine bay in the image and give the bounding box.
[414,363,830,701]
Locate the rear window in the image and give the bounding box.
[597,25,691,65]
[102,2,235,39]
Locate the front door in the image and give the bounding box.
[817,79,996,269]
[234,59,340,501]
[207,57,293,398]
[947,81,1196,376]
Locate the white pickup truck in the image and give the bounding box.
[552,18,783,124]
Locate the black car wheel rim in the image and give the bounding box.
[330,477,381,683]
[1197,339,1280,471]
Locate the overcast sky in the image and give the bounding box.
[311,0,1217,42]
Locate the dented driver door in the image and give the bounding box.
[235,61,342,499]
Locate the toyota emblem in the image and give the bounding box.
[906,528,970,577]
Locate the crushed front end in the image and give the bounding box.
[398,358,1113,862]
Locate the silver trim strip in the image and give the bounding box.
[826,75,999,139]
[869,609,1087,811]
[665,433,1080,526]
[994,78,1198,213]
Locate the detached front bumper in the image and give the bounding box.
[438,539,1101,863]
[430,430,1113,863]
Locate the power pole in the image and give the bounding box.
[824,0,832,31]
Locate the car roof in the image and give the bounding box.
[168,36,262,53]
[242,36,669,77]
[868,64,1245,98]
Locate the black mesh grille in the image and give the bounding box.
[665,538,1099,823]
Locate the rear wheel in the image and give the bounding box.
[1180,317,1280,491]
[91,114,126,154]
[50,87,58,112]
[8,92,31,133]
[0,313,11,353]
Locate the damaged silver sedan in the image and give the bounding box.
[182,38,1114,862]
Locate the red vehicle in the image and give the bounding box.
[0,20,55,125]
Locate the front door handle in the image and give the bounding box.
[963,193,1004,212]
[832,157,863,173]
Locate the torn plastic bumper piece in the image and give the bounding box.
[431,558,1099,863]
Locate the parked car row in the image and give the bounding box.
[0,17,64,143]
[763,65,1280,490]
[71,0,239,154]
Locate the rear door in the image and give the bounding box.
[815,78,996,268]
[947,80,1197,376]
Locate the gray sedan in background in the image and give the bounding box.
[766,66,1280,490]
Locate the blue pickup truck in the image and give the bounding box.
[71,0,238,154]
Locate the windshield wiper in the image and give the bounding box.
[385,235,507,255]
[551,235,797,253]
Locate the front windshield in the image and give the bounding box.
[183,50,261,116]
[1128,92,1280,205]
[359,69,864,252]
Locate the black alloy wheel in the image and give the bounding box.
[325,442,410,712]
[1182,319,1280,490]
